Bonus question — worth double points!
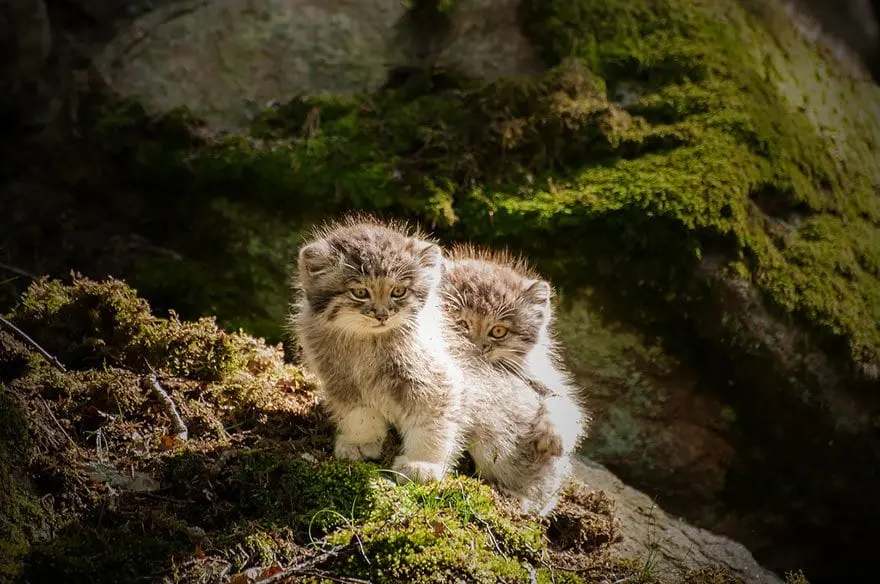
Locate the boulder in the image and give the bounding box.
[572,457,783,584]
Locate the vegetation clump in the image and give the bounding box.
[547,482,622,554]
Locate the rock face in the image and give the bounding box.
[555,298,739,526]
[1,0,879,582]
[571,458,782,584]
[94,0,413,128]
[91,0,544,127]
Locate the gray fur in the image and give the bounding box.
[442,244,591,514]
[291,215,471,483]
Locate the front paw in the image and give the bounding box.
[532,416,564,458]
[334,437,384,461]
[392,456,445,484]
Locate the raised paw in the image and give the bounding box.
[391,456,445,484]
[531,414,564,458]
[334,437,384,462]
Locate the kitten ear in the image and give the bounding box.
[414,241,442,270]
[523,279,552,306]
[298,240,333,280]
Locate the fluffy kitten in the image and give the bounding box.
[442,244,589,499]
[291,215,469,484]
[291,217,580,514]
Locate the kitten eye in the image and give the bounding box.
[349,286,370,300]
[488,325,508,340]
[390,286,408,298]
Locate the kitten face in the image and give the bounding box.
[442,258,551,373]
[298,221,442,335]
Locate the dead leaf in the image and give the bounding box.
[159,435,178,451]
[227,567,262,584]
[259,565,283,578]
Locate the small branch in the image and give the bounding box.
[525,564,538,584]
[0,315,66,372]
[0,262,37,280]
[252,545,354,584]
[39,396,80,451]
[146,374,188,440]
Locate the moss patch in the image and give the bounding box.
[324,477,544,583]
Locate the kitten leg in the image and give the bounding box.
[393,417,461,484]
[334,406,388,461]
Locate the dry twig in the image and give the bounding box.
[252,545,357,584]
[526,563,538,584]
[146,373,189,440]
[0,315,66,372]
[39,392,80,450]
[0,262,37,280]
[0,316,81,449]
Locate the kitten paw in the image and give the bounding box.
[334,438,384,461]
[532,416,564,458]
[391,456,445,484]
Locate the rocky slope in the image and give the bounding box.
[0,277,793,583]
[1,0,878,582]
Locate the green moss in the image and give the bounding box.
[515,0,880,368]
[9,275,247,380]
[233,451,376,533]
[162,449,375,534]
[324,476,546,583]
[0,384,52,580]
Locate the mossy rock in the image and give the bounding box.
[75,0,879,382]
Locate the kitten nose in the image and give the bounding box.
[374,309,389,323]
